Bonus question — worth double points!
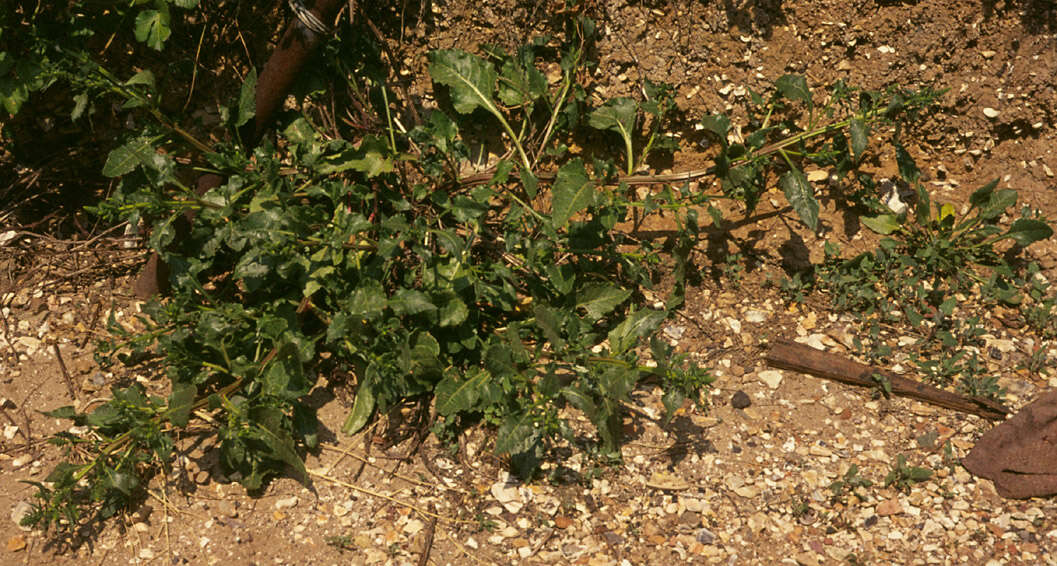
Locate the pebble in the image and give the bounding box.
[876,499,904,516]
[983,107,1000,118]
[10,501,33,530]
[274,496,299,510]
[731,390,751,409]
[695,527,717,545]
[758,370,783,389]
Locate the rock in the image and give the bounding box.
[679,511,701,528]
[983,107,1000,119]
[758,370,783,389]
[876,499,903,516]
[490,476,524,513]
[553,515,573,529]
[731,390,751,409]
[695,527,717,545]
[274,496,299,510]
[10,501,33,530]
[7,535,26,552]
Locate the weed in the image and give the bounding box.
[883,454,932,492]
[829,464,873,500]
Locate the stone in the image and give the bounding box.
[731,390,751,409]
[876,499,903,516]
[758,370,783,389]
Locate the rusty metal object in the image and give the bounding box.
[963,391,1057,499]
[134,0,345,298]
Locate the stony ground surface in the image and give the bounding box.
[3,1,1057,564]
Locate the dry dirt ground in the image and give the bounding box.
[3,0,1057,564]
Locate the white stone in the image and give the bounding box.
[983,107,1000,119]
[758,370,783,389]
[274,496,299,510]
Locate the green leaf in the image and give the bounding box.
[551,158,594,228]
[317,136,395,178]
[236,67,257,129]
[588,98,638,173]
[775,74,812,110]
[969,179,1000,210]
[166,383,197,427]
[71,93,89,120]
[495,411,538,455]
[999,218,1053,247]
[250,406,307,482]
[780,168,819,231]
[588,98,637,142]
[103,137,155,177]
[849,118,868,160]
[438,295,469,327]
[608,308,666,354]
[861,214,902,235]
[661,389,685,425]
[895,143,920,185]
[125,69,156,89]
[699,113,730,143]
[391,289,438,316]
[977,188,1017,221]
[134,8,171,51]
[435,369,490,416]
[262,342,309,401]
[428,49,499,115]
[342,381,375,434]
[576,284,632,321]
[533,304,566,350]
[498,58,548,107]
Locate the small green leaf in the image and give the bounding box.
[849,118,868,159]
[534,304,566,350]
[250,406,308,482]
[969,179,1000,210]
[71,93,88,120]
[390,289,437,316]
[236,67,257,128]
[125,69,156,89]
[317,136,395,178]
[576,284,632,321]
[977,189,1017,221]
[103,137,155,178]
[588,98,638,173]
[551,158,595,228]
[608,308,666,354]
[342,381,375,434]
[861,214,902,235]
[699,113,730,144]
[775,74,812,110]
[895,143,920,185]
[780,168,819,231]
[134,8,171,51]
[166,383,197,427]
[438,295,468,327]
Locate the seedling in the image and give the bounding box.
[884,454,932,492]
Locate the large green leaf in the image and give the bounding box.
[341,381,375,434]
[576,284,632,321]
[1000,218,1053,247]
[780,168,819,231]
[428,49,499,115]
[699,113,730,144]
[861,214,902,235]
[551,158,594,228]
[316,136,395,178]
[495,411,539,455]
[250,406,307,483]
[435,368,490,416]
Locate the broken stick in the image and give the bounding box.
[765,338,1009,421]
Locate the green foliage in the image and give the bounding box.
[883,454,932,492]
[829,464,873,499]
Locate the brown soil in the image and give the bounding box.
[3,1,1057,564]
